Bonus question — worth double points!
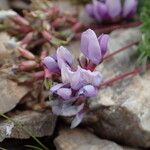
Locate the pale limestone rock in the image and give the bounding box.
[86,28,150,148]
[54,129,139,150]
[0,110,57,141]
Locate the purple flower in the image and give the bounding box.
[43,56,60,74]
[86,0,138,22]
[50,64,102,100]
[57,46,74,69]
[81,29,109,65]
[122,0,138,18]
[43,29,107,128]
[43,46,74,74]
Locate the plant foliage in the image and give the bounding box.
[138,0,150,66]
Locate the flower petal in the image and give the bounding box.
[98,34,109,56]
[123,0,138,18]
[70,68,83,90]
[43,56,60,73]
[57,88,72,100]
[79,67,103,87]
[85,4,94,17]
[106,0,121,19]
[62,103,84,117]
[97,1,109,19]
[92,0,102,21]
[78,85,98,97]
[61,63,73,84]
[71,112,84,128]
[50,83,65,93]
[81,29,101,65]
[57,46,74,69]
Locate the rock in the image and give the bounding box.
[83,28,150,148]
[0,77,29,114]
[10,0,29,10]
[0,32,29,114]
[54,129,139,150]
[0,110,57,141]
[0,33,13,62]
[0,0,9,10]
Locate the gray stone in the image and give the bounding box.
[0,77,29,114]
[84,28,150,148]
[0,110,57,141]
[0,33,29,114]
[0,0,9,10]
[54,129,139,150]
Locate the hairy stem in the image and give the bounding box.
[103,41,139,60]
[99,64,150,88]
[90,21,142,34]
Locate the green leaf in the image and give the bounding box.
[0,148,7,150]
[50,37,68,46]
[25,145,43,150]
[138,0,150,66]
[44,78,52,90]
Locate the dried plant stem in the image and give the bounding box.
[99,64,150,88]
[103,41,139,60]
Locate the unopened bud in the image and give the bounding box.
[42,30,52,41]
[21,32,33,45]
[32,71,45,80]
[18,47,35,60]
[13,15,30,26]
[72,22,83,32]
[19,60,38,71]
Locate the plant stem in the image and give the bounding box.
[99,64,150,88]
[103,41,139,60]
[90,21,142,34]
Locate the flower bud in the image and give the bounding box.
[18,47,35,60]
[13,15,29,26]
[19,60,38,71]
[80,29,109,65]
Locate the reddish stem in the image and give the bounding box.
[99,64,150,88]
[104,41,139,60]
[76,21,142,39]
[92,21,142,34]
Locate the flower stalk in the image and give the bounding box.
[99,63,150,88]
[103,41,139,60]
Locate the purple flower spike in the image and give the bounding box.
[106,0,122,20]
[81,29,109,65]
[98,34,109,56]
[123,0,138,18]
[57,46,74,68]
[85,0,138,23]
[43,56,60,73]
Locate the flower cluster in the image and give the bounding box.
[86,0,138,22]
[43,29,109,128]
[3,0,83,82]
